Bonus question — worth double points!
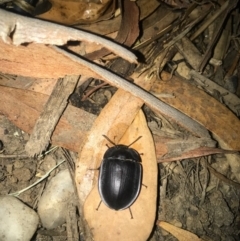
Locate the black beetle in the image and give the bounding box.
[96,135,143,219]
[5,0,52,16]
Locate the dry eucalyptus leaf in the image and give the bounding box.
[84,110,157,241]
[158,221,205,241]
[154,72,240,150]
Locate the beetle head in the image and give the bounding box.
[103,145,142,163]
[102,135,142,148]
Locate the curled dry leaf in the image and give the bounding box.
[84,110,157,241]
[158,221,204,241]
[37,0,112,25]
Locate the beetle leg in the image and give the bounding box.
[142,183,148,188]
[89,167,100,171]
[128,207,133,219]
[96,200,102,211]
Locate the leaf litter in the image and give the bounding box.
[0,0,240,240]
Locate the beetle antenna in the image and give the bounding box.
[128,136,142,147]
[103,135,142,147]
[102,135,116,146]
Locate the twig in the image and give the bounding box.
[175,36,202,70]
[163,14,206,50]
[38,146,58,158]
[160,178,167,200]
[200,158,209,206]
[190,1,231,41]
[196,0,238,71]
[9,160,66,196]
[0,154,29,159]
[81,82,108,101]
[66,202,79,241]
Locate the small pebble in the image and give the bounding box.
[14,160,25,169]
[13,168,33,181]
[38,169,74,229]
[171,219,182,228]
[39,155,57,172]
[0,170,5,181]
[0,195,39,241]
[7,175,18,184]
[6,164,13,174]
